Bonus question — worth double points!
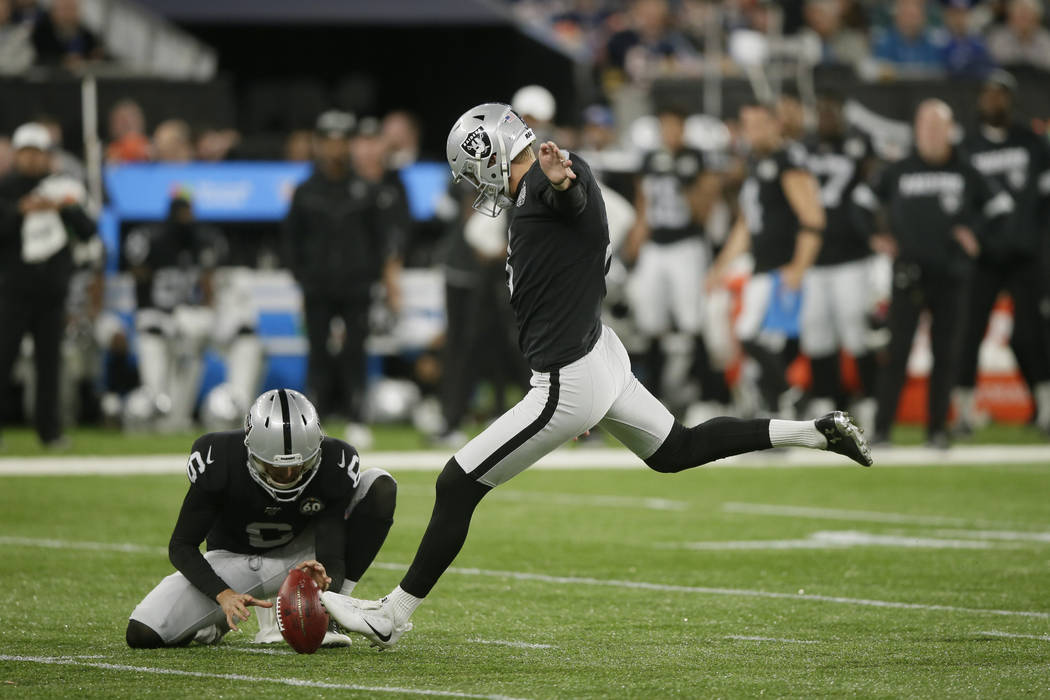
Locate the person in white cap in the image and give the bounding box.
[0,122,96,447]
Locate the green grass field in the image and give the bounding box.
[1,455,1049,698]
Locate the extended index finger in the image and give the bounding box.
[244,595,274,608]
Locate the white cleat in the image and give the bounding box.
[252,601,284,644]
[320,592,413,650]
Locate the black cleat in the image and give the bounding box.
[816,411,873,467]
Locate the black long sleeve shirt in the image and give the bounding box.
[852,149,1013,277]
[168,431,361,600]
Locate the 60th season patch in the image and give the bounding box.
[299,497,325,515]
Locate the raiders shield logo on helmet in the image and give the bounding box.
[461,126,492,159]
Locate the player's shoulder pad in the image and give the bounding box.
[185,431,240,490]
[319,436,362,489]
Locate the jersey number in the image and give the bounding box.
[186,451,206,483]
[811,154,856,208]
[643,176,691,229]
[245,522,294,548]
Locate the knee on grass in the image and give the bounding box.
[126,619,165,649]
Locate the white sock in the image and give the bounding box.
[955,387,976,426]
[769,419,827,449]
[385,586,423,625]
[1035,382,1050,429]
[339,580,357,596]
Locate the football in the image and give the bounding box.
[276,568,328,654]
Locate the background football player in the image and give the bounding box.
[124,192,262,430]
[955,71,1050,435]
[319,102,871,651]
[852,100,1013,447]
[708,100,826,418]
[125,389,397,648]
[623,105,729,413]
[800,91,880,427]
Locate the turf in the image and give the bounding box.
[1,458,1049,698]
[0,421,1046,456]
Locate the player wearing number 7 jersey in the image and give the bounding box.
[126,389,397,649]
[320,103,873,650]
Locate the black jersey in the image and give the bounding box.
[639,147,706,244]
[965,124,1050,261]
[740,143,809,273]
[168,431,361,599]
[124,222,227,311]
[852,150,1012,277]
[506,154,610,372]
[806,132,874,266]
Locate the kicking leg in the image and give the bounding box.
[599,331,872,469]
[322,359,602,647]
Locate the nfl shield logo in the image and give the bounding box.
[461,126,492,159]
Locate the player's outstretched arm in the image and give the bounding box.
[707,215,751,291]
[781,169,826,289]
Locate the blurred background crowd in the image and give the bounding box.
[1,0,1049,450]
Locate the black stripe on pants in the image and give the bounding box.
[470,370,561,481]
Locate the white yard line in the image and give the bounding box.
[980,630,1050,642]
[723,503,983,528]
[368,563,1050,620]
[725,635,818,644]
[925,529,1050,543]
[0,536,167,555]
[0,655,529,700]
[1,444,1049,476]
[212,646,295,656]
[467,639,556,650]
[2,536,1046,620]
[663,530,1012,551]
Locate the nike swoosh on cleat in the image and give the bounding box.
[364,619,392,643]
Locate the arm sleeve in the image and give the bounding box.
[375,180,412,260]
[282,190,306,280]
[851,166,889,237]
[58,205,97,242]
[972,168,1013,242]
[539,178,589,217]
[168,485,229,601]
[313,504,349,592]
[1037,140,1050,227]
[0,199,23,239]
